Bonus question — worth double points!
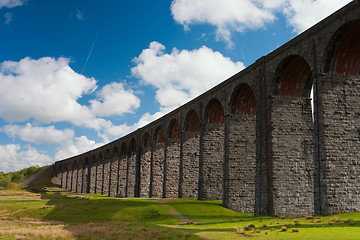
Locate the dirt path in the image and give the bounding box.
[154,199,196,225]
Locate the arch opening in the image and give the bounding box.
[206,99,224,124]
[274,55,312,98]
[325,21,360,75]
[155,127,165,143]
[169,119,181,139]
[185,110,200,132]
[230,83,256,115]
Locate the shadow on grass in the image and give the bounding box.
[29,190,200,239]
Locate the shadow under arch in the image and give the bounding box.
[323,20,360,75]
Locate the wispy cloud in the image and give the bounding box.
[76,9,84,21]
[4,12,12,24]
[0,0,25,9]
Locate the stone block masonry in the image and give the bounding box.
[54,1,360,216]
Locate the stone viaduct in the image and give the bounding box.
[54,1,360,216]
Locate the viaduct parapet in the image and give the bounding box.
[54,1,360,216]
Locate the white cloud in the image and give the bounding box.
[0,57,97,124]
[132,41,245,110]
[1,123,74,145]
[171,0,352,45]
[283,0,352,33]
[54,136,103,161]
[0,57,141,129]
[171,0,278,47]
[90,82,140,117]
[0,144,52,173]
[0,0,25,9]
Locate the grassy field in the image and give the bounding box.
[1,189,360,239]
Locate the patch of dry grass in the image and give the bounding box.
[0,190,42,200]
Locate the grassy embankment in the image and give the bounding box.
[0,166,360,239]
[1,189,360,240]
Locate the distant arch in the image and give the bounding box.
[324,20,360,75]
[120,142,127,156]
[230,83,256,115]
[168,119,181,139]
[130,138,136,153]
[154,126,165,143]
[143,132,151,148]
[273,55,312,98]
[184,109,200,132]
[206,99,224,124]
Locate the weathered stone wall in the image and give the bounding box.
[165,140,180,198]
[270,96,314,216]
[202,124,224,200]
[103,159,110,195]
[96,162,103,194]
[127,152,137,197]
[118,155,127,197]
[140,148,151,197]
[66,170,71,191]
[109,156,118,197]
[77,168,82,193]
[152,143,164,197]
[317,74,360,214]
[82,166,88,193]
[227,114,256,212]
[89,164,96,193]
[182,133,199,198]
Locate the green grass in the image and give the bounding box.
[1,189,360,239]
[167,200,360,239]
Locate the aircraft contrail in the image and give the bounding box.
[81,32,99,75]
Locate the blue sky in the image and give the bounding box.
[0,0,352,172]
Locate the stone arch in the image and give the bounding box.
[168,119,181,139]
[201,98,225,200]
[269,55,314,216]
[206,99,225,124]
[185,109,200,132]
[273,55,312,98]
[154,126,165,143]
[227,83,257,212]
[140,132,151,197]
[230,83,256,115]
[109,146,119,197]
[127,138,137,197]
[324,20,360,75]
[166,119,181,198]
[152,126,165,197]
[182,109,200,198]
[102,149,111,195]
